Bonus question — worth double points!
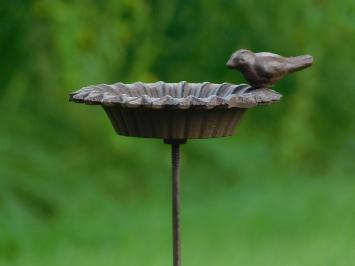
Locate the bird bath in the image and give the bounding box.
[69,49,312,266]
[70,82,281,139]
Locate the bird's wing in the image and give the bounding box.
[255,56,287,79]
[256,52,282,58]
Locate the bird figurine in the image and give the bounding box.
[226,49,313,89]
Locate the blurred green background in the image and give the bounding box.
[1,1,355,265]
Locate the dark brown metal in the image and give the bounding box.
[166,139,186,266]
[226,49,313,88]
[172,141,181,266]
[69,81,281,108]
[69,80,282,140]
[68,49,313,266]
[104,107,246,139]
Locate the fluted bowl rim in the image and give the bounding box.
[69,81,282,109]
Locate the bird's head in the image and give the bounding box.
[226,49,255,69]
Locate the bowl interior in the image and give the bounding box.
[86,81,250,98]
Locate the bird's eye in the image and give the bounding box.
[239,58,245,63]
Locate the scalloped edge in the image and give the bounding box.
[69,81,282,109]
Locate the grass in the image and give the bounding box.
[1,174,355,266]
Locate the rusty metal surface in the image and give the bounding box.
[69,82,281,109]
[103,107,246,139]
[69,80,282,139]
[226,49,313,88]
[169,140,185,266]
[68,49,313,266]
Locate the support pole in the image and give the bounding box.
[164,139,186,266]
[172,142,181,266]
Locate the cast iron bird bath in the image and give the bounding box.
[69,49,313,266]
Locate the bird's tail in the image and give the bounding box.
[287,55,313,73]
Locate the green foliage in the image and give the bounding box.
[0,0,354,265]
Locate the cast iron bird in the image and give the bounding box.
[226,49,313,88]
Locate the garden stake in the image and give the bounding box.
[69,49,312,266]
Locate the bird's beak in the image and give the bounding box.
[226,58,236,69]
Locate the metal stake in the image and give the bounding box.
[165,139,186,266]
